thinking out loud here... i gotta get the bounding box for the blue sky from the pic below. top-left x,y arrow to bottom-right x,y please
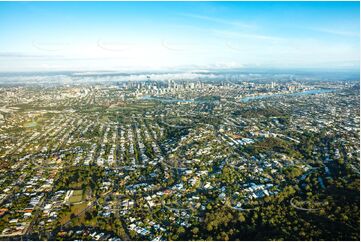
0,1 -> 359,72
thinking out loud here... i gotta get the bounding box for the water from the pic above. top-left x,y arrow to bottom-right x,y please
240,89 -> 334,102
141,95 -> 195,103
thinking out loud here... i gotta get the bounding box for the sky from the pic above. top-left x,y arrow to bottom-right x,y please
0,1 -> 359,72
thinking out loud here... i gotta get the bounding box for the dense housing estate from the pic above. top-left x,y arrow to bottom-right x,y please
0,73 -> 359,240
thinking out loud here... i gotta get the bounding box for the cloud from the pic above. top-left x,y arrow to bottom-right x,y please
124,72 -> 219,81
0,52 -> 61,58
181,13 -> 255,29
310,27 -> 359,37
32,41 -> 71,52
214,29 -> 284,42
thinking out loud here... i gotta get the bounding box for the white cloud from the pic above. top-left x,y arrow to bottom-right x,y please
180,13 -> 255,30
310,27 -> 359,37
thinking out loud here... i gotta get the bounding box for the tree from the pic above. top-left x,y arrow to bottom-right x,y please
192,227 -> 199,235
177,226 -> 185,235
206,203 -> 212,210
85,211 -> 92,220
238,213 -> 246,222
206,223 -> 213,231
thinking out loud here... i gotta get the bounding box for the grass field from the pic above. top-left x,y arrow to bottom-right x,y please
60,202 -> 89,225
68,190 -> 83,203
24,121 -> 38,128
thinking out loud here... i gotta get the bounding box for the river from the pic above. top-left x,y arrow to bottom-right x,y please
240,89 -> 334,102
